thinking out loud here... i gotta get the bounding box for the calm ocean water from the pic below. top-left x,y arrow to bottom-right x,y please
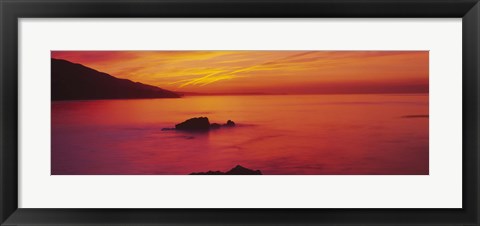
51,94 -> 428,175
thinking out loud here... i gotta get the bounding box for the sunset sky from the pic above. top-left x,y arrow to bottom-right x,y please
51,51 -> 428,94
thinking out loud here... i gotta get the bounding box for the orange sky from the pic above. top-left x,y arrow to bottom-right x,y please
51,51 -> 428,94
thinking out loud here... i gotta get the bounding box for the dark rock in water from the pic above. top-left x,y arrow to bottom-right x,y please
210,123 -> 221,129
224,120 -> 236,127
226,165 -> 260,175
168,117 -> 237,132
190,165 -> 262,175
190,170 -> 224,175
175,117 -> 210,131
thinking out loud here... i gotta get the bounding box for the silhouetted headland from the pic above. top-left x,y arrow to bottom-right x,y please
162,117 -> 236,131
190,165 -> 262,175
51,58 -> 180,101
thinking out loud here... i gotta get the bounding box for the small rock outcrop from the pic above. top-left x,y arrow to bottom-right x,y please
227,165 -> 261,174
224,120 -> 235,127
190,165 -> 262,175
167,117 -> 236,131
210,123 -> 221,129
175,117 -> 211,131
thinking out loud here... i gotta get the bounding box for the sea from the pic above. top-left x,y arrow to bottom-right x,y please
51,94 -> 429,175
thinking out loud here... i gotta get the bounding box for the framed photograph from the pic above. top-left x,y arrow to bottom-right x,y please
1,0 -> 479,225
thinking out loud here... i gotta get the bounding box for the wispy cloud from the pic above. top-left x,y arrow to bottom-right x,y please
51,50 -> 429,94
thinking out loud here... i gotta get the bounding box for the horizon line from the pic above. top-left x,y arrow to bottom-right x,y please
177,92 -> 429,96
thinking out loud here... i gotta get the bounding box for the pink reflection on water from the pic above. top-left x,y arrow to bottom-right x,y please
51,94 -> 428,175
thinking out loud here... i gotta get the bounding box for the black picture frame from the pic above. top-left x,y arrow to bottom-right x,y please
1,0 -> 479,225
